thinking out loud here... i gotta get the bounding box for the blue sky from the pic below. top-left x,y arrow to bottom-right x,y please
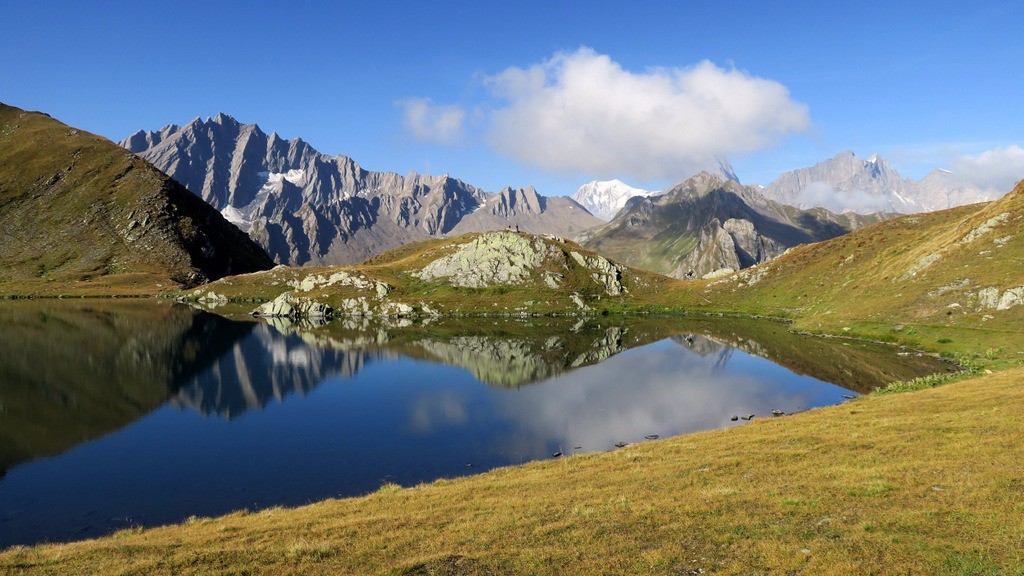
3,0 -> 1022,195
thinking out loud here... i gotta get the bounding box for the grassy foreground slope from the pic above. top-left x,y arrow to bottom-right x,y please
2,368 -> 1021,575
0,104 -> 273,295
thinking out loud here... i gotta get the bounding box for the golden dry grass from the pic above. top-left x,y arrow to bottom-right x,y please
3,368 -> 1022,575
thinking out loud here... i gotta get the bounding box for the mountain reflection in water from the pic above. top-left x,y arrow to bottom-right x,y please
0,301 -> 948,546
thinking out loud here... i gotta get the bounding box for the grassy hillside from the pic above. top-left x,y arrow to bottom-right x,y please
0,104 -> 273,295
684,181 -> 1024,361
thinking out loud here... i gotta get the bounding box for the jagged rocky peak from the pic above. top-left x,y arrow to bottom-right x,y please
123,113 -> 603,266
492,185 -> 544,217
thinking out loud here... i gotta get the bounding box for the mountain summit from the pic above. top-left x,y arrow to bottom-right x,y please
579,171 -> 887,277
571,179 -> 656,220
763,151 -> 1000,213
572,161 -> 739,221
123,114 -> 600,265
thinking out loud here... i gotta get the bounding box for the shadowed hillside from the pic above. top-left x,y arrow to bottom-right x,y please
0,104 -> 274,295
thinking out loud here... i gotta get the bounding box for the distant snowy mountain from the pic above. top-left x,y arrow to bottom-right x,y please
571,180 -> 656,220
573,162 -> 739,221
763,151 -> 1001,214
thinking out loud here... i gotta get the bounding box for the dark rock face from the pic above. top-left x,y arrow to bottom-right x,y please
124,114 -> 602,265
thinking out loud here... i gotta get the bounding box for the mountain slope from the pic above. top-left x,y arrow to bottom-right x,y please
123,114 -> 601,266
763,151 -> 1001,213
702,178 -> 1024,341
0,104 -> 274,294
580,172 -> 887,278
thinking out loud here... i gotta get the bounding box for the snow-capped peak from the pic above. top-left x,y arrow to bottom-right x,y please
571,179 -> 653,220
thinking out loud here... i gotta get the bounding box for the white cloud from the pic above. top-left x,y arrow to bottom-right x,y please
397,97 -> 466,145
787,181 -> 896,214
951,145 -> 1024,193
483,47 -> 811,181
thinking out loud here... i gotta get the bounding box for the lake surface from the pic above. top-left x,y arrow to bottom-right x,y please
0,301 -> 949,547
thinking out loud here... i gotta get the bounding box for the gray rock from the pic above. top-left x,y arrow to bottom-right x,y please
416,231 -> 558,288
569,251 -> 625,295
997,287 -> 1024,310
253,292 -> 331,319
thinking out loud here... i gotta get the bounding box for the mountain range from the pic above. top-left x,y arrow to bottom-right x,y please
122,114 -> 600,266
120,113 -> 1011,278
761,151 -> 1000,213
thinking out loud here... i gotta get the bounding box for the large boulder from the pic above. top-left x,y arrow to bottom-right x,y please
253,292 -> 332,319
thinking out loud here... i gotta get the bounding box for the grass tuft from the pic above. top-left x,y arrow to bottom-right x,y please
284,539 -> 338,562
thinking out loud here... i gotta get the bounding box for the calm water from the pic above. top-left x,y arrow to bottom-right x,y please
0,301 -> 948,547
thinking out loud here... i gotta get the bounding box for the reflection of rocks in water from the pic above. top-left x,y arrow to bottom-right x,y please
170,324 -> 398,418
411,326 -> 630,388
670,334 -> 734,371
263,315 -> 331,333
414,337 -> 553,388
244,313 -> 949,398
569,327 -> 625,367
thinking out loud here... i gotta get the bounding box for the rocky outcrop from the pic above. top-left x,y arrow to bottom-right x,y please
414,231 -> 630,298
569,251 -> 625,295
254,292 -> 332,319
287,271 -> 391,298
122,114 -> 601,266
971,286 -> 1024,311
416,231 -> 560,288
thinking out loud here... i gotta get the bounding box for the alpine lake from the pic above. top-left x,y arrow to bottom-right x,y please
0,300 -> 950,547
